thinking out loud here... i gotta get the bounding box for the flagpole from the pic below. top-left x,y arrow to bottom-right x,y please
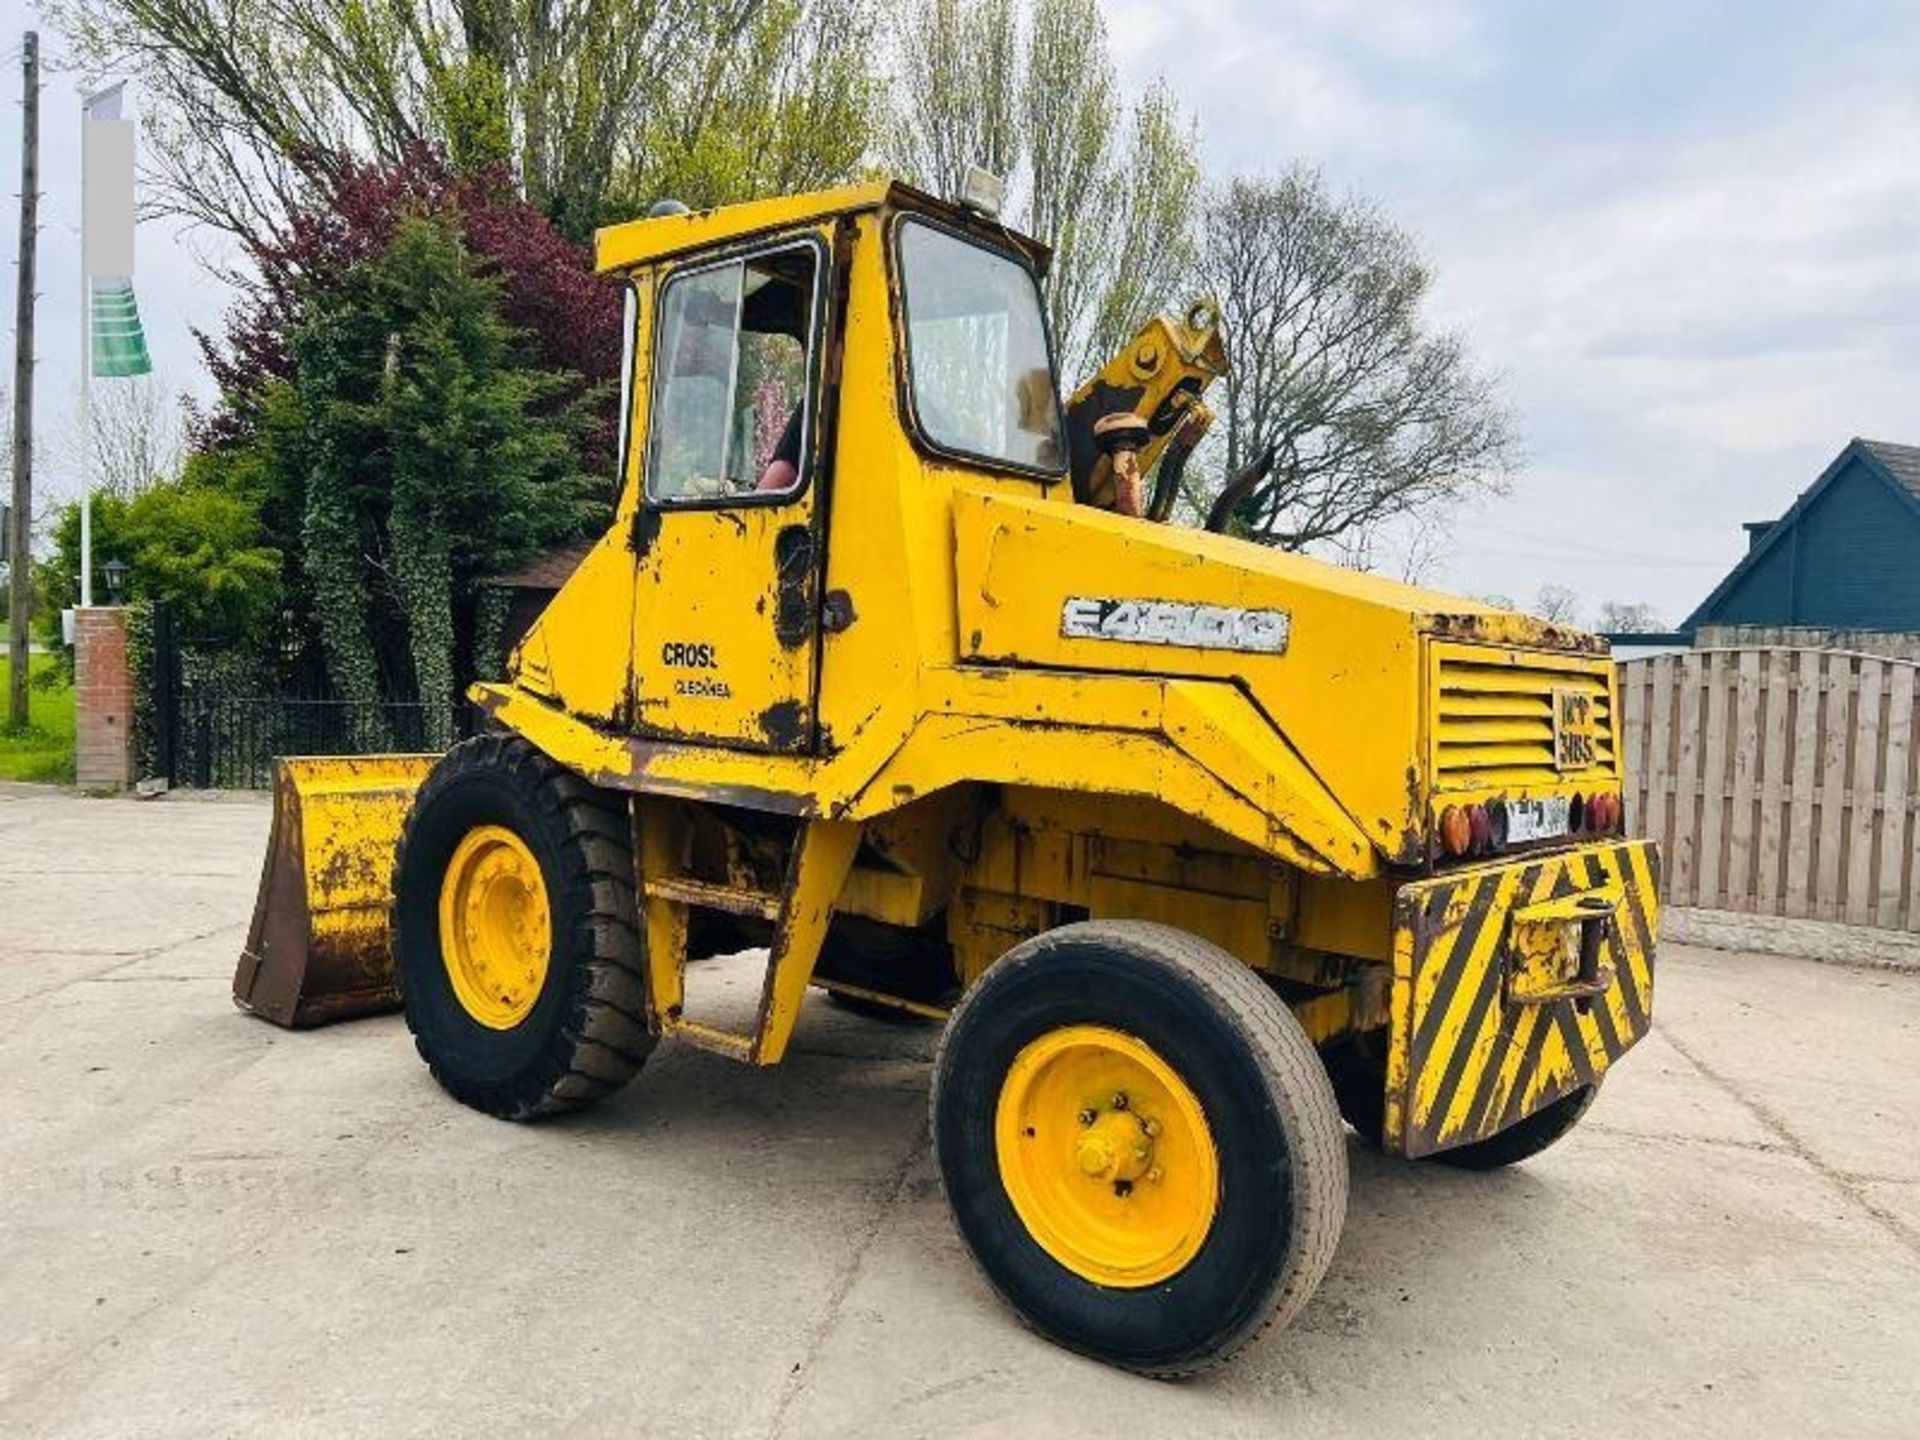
78,95 -> 91,609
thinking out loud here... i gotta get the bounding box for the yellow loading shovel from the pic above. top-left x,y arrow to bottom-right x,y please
233,756 -> 438,1028
1384,839 -> 1661,1158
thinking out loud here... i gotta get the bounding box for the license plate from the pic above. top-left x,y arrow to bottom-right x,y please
1505,795 -> 1571,844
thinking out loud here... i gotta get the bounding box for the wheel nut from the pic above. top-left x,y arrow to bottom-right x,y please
1078,1108 -> 1097,1127
1142,1118 -> 1160,1137
1146,1166 -> 1163,1184
1111,1093 -> 1129,1110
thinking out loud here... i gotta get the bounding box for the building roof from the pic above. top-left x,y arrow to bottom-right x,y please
1682,437 -> 1920,631
1861,439 -> 1920,500
490,541 -> 593,592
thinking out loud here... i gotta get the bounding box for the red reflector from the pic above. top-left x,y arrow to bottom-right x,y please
1485,799 -> 1510,849
1468,803 -> 1493,854
1439,805 -> 1471,856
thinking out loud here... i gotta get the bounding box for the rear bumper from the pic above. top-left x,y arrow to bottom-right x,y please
1383,838 -> 1660,1158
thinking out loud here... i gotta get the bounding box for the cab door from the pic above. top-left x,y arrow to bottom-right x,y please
630,232 -> 833,753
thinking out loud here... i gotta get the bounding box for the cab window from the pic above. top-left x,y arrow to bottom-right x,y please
647,243 -> 819,503
897,218 -> 1064,474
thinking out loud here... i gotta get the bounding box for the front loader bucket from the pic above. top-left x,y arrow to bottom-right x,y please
233,755 -> 439,1028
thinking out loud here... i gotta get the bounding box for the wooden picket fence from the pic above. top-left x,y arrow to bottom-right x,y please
1619,646 -> 1920,929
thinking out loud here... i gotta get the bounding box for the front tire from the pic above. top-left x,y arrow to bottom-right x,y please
392,734 -> 654,1120
931,922 -> 1347,1376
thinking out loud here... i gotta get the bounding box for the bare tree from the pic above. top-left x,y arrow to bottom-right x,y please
51,374 -> 184,499
1533,583 -> 1581,625
890,0 -> 1021,201
1595,601 -> 1666,634
1075,82 -> 1199,381
1321,511 -> 1451,584
888,0 -> 1201,383
1196,167 -> 1519,552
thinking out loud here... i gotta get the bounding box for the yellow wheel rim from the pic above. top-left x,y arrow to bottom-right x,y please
994,1025 -> 1219,1288
437,824 -> 552,1030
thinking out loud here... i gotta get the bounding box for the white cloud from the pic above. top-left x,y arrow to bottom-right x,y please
1103,0 -> 1477,164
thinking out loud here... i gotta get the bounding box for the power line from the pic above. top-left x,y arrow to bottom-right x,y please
1452,523 -> 1731,569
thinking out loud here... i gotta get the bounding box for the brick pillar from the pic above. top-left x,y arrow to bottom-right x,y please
75,606 -> 135,790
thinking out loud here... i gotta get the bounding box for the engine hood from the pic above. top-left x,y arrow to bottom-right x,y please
951,485 -> 1606,862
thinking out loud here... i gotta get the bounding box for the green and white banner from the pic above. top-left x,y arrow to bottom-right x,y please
90,277 -> 152,378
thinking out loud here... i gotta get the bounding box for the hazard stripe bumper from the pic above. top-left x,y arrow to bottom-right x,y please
1383,838 -> 1660,1159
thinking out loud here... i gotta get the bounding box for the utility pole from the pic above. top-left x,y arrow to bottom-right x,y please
7,31 -> 38,730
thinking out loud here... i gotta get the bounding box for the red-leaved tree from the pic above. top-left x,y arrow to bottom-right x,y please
198,147 -> 624,471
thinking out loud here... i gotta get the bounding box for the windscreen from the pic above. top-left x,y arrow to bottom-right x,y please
899,219 -> 1064,473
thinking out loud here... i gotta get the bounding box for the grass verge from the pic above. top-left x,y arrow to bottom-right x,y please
0,654 -> 76,784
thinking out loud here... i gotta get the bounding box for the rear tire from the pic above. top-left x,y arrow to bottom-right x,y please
1430,1084 -> 1598,1170
1324,1040 -> 1598,1168
1324,1036 -> 1386,1147
931,921 -> 1347,1376
392,734 -> 653,1120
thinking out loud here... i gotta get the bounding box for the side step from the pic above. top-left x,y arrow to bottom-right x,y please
635,804 -> 860,1066
642,876 -> 782,920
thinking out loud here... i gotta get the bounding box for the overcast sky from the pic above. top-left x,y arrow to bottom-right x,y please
3,2 -> 1917,628
1109,0 -> 1920,623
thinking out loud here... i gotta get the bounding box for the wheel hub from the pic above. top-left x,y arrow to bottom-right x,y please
1074,1108 -> 1153,1182
437,824 -> 551,1030
994,1025 -> 1219,1288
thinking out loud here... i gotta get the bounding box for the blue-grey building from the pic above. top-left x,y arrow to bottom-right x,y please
1682,439 -> 1920,645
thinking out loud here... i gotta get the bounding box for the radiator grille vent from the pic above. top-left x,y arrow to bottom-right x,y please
1435,654 -> 1616,790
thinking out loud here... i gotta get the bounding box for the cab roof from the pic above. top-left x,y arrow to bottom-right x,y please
593,178 -> 1050,275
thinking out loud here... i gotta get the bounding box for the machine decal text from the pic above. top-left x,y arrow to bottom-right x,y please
1060,597 -> 1291,655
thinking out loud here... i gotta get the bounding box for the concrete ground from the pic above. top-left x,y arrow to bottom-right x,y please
2,785 -> 1917,1439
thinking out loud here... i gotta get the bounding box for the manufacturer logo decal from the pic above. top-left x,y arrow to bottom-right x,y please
1060,598 -> 1291,655
663,640 -> 729,698
662,641 -> 718,669
1553,687 -> 1599,771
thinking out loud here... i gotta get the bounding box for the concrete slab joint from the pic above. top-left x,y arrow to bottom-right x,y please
74,605 -> 135,792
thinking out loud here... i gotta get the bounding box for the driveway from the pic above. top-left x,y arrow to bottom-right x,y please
2,785 -> 1917,1437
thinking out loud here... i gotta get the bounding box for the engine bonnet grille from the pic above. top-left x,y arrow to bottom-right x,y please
1433,647 -> 1617,791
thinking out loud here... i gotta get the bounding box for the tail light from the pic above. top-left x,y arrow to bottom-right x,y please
1438,805 -> 1471,856
1485,799 -> 1510,849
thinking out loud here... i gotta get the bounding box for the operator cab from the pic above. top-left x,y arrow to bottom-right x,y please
583,181 -> 1076,760
508,182 -> 1226,765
